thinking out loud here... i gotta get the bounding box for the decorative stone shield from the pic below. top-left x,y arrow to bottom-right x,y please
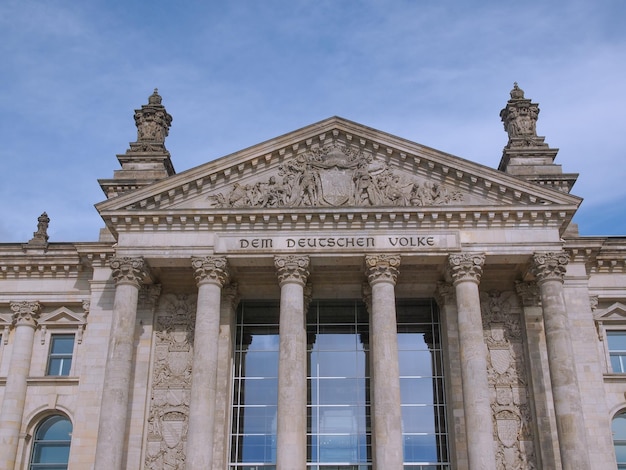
490,348 -> 512,375
162,411 -> 186,448
320,167 -> 353,205
496,411 -> 520,448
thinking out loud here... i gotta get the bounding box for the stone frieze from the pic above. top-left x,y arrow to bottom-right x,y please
207,144 -> 463,208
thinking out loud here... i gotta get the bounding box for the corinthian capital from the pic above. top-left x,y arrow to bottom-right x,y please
110,257 -> 149,287
10,301 -> 42,327
446,253 -> 485,285
365,254 -> 401,285
531,252 -> 569,285
275,255 -> 310,286
191,256 -> 230,287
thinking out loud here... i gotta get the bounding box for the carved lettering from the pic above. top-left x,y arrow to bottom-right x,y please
388,236 -> 435,247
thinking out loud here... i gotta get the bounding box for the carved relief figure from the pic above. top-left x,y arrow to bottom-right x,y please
207,144 -> 463,208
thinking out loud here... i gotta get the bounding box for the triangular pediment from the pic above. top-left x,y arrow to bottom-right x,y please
595,303 -> 626,322
96,117 -> 581,234
39,306 -> 87,326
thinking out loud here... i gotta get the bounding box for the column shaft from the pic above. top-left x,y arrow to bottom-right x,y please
212,283 -> 239,470
95,257 -> 147,470
0,302 -> 40,469
187,256 -> 229,470
447,253 -> 497,470
275,255 -> 309,470
532,252 -> 590,470
366,254 -> 403,470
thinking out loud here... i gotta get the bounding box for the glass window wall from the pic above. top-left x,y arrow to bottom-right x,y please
230,300 -> 448,470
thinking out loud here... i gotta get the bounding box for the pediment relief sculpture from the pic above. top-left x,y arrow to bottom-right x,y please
206,144 -> 463,209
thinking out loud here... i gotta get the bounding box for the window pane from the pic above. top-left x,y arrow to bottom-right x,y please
46,335 -> 74,376
30,416 -> 72,470
50,336 -> 74,354
608,332 -> 626,350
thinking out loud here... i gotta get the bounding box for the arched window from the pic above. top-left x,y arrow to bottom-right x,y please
29,415 -> 72,469
613,411 -> 626,469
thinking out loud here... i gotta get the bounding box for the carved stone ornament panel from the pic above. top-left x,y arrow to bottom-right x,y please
206,144 -> 464,209
481,291 -> 537,470
145,293 -> 197,470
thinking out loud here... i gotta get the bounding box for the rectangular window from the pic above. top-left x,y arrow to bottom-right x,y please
46,334 -> 75,376
608,331 -> 626,373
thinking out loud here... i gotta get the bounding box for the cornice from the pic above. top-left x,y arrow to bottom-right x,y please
98,204 -> 577,238
565,237 -> 626,274
0,243 -> 115,279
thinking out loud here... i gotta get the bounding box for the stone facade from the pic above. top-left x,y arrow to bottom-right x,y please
0,86 -> 624,469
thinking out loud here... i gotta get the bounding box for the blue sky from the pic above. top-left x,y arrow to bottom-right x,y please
1,0 -> 625,242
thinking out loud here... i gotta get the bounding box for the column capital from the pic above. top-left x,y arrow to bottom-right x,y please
530,251 -> 569,285
515,281 -> 541,307
274,255 -> 310,287
446,253 -> 485,285
191,256 -> 230,287
365,254 -> 401,286
110,256 -> 150,287
10,301 -> 42,327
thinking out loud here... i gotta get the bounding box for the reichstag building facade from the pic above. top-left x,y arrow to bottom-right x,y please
1,86 -> 625,469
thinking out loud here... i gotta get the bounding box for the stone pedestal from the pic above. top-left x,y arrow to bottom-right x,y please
275,255 -> 309,470
531,252 -> 590,470
0,301 -> 41,469
446,253 -> 497,470
186,256 -> 229,470
365,254 -> 404,470
94,257 -> 148,470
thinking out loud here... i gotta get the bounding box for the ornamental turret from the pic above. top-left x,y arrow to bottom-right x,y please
98,89 -> 176,200
498,83 -> 577,194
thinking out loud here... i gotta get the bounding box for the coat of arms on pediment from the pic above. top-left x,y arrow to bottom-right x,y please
206,144 -> 464,209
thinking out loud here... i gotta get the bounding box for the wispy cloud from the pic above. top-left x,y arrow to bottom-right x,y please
0,0 -> 624,241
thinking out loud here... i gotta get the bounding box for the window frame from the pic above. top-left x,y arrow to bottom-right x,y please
28,414 -> 73,469
45,333 -> 76,377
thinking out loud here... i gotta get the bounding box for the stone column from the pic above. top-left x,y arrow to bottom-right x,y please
531,252 -> 590,470
515,281 -> 562,469
446,253 -> 497,470
0,301 -> 41,469
212,282 -> 239,470
95,257 -> 149,470
365,254 -> 403,470
274,255 -> 310,470
186,256 -> 230,470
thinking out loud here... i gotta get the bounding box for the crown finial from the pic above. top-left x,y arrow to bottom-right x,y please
148,88 -> 162,105
510,82 -> 525,100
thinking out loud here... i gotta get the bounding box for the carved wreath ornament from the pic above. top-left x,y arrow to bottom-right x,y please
207,145 -> 463,208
